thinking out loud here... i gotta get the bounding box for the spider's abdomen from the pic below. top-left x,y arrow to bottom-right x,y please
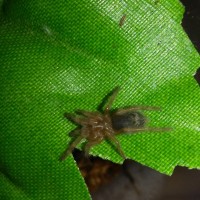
111,111 -> 146,131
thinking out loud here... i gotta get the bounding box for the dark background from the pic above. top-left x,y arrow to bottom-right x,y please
181,0 -> 200,52
181,0 -> 200,85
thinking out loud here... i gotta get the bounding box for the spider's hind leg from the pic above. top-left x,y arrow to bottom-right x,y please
115,106 -> 161,115
116,127 -> 172,134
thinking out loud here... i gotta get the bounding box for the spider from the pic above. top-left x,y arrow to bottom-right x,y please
60,87 -> 171,161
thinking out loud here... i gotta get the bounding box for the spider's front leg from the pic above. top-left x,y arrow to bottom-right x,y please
64,113 -> 88,126
84,140 -> 101,157
104,86 -> 120,113
60,133 -> 83,161
106,133 -> 126,160
76,110 -> 99,117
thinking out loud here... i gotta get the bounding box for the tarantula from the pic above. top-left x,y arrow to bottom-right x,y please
60,87 -> 170,161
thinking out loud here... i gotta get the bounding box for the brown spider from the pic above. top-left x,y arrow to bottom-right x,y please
60,87 -> 171,161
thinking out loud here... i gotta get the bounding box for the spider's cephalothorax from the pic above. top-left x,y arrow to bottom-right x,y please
60,87 -> 171,161
78,112 -> 113,143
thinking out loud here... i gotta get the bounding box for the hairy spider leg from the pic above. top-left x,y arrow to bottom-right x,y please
60,135 -> 83,161
106,133 -> 126,160
69,128 -> 81,137
105,86 -> 120,113
116,127 -> 172,134
115,106 -> 161,115
84,140 -> 102,157
65,114 -> 88,126
76,110 -> 100,117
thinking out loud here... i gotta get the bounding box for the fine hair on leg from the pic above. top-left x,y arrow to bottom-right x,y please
60,135 -> 83,161
115,106 -> 161,115
104,86 -> 120,113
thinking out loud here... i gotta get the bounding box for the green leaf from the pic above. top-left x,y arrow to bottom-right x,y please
0,0 -> 200,199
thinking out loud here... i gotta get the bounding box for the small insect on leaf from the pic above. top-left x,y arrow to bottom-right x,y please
60,87 -> 171,161
119,14 -> 126,27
